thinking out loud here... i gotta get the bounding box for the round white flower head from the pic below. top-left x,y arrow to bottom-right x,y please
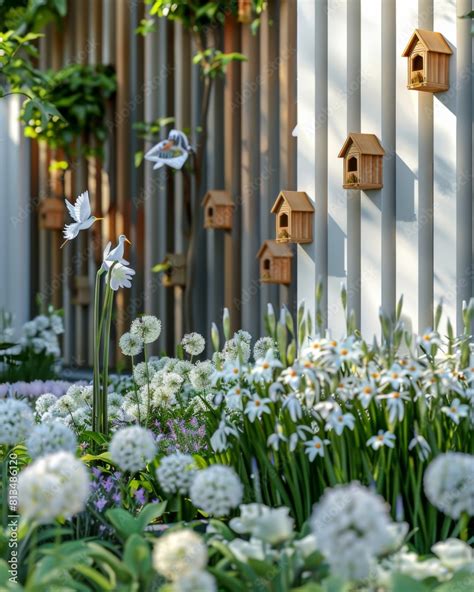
175,571 -> 216,592
109,426 -> 157,472
311,482 -> 396,581
23,320 -> 37,337
181,332 -> 206,356
156,453 -> 197,495
0,399 -> 34,446
18,451 -> 90,523
119,332 -> 144,356
49,314 -> 64,335
153,529 -> 208,581
253,337 -> 276,361
133,360 -> 160,386
424,452 -> 474,518
130,315 -> 162,344
189,361 -> 214,391
190,465 -> 243,516
26,421 -> 77,459
35,315 -> 50,331
35,393 -> 58,418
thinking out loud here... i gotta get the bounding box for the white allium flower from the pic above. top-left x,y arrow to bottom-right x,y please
189,361 -> 214,390
133,360 -> 160,386
181,332 -> 206,356
32,338 -> 46,353
174,360 -> 194,377
35,393 -> 58,417
119,332 -> 144,356
49,314 -> 64,335
229,504 -> 271,534
18,451 -> 90,523
26,422 -> 77,459
23,320 -> 37,337
190,465 -> 243,516
153,529 -> 208,581
163,372 -> 184,393
109,426 -> 157,472
66,407 -> 92,431
253,337 -> 275,361
130,315 -> 162,344
175,571 -> 216,592
35,315 -> 50,331
251,506 -> 294,544
424,453 -> 474,518
0,399 -> 34,446
432,538 -> 473,571
310,482 -> 397,581
156,453 -> 197,495
53,393 -> 80,415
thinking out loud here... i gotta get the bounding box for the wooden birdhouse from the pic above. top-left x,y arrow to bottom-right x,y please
402,29 -> 452,92
158,254 -> 186,288
238,0 -> 252,23
257,240 -> 293,285
271,191 -> 314,244
38,197 -> 64,230
338,133 -> 385,190
202,190 -> 234,230
71,276 -> 90,306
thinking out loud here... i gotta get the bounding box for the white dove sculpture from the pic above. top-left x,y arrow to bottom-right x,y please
101,234 -> 131,271
61,191 -> 103,248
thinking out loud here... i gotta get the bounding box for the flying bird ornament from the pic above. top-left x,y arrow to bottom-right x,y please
61,191 -> 103,248
144,129 -> 192,170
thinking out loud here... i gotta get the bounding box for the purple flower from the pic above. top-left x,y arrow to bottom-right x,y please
134,488 -> 146,505
112,493 -> 122,505
95,497 -> 107,511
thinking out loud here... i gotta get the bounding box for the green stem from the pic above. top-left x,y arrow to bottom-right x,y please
144,345 -> 152,429
101,284 -> 114,434
93,269 -> 105,433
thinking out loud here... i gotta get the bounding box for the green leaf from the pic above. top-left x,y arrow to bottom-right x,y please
123,534 -> 152,580
106,508 -> 140,540
390,573 -> 430,592
151,262 -> 171,273
136,501 -> 167,531
134,150 -> 144,168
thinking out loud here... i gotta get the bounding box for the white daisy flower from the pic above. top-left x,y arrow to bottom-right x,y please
244,394 -> 272,422
325,408 -> 355,435
441,398 -> 469,424
305,436 -> 330,461
366,430 -> 396,450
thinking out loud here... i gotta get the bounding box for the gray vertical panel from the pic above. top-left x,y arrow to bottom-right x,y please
418,0 -> 434,331
381,0 -> 396,317
456,0 -> 473,331
173,23 -> 191,342
206,70 -> 225,337
259,5 -> 279,331
315,0 -> 328,328
241,26 -> 261,332
346,0 -> 361,326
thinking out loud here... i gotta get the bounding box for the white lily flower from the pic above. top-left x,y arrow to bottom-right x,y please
267,423 -> 287,451
305,436 -> 330,461
225,384 -> 249,411
381,364 -> 408,390
106,263 -> 135,291
252,349 -> 283,381
377,390 -> 410,423
282,394 -> 302,422
441,398 -> 469,424
408,433 -> 431,461
210,414 -> 239,452
229,504 -> 271,534
244,394 -> 271,422
366,430 -> 396,450
288,425 -> 313,451
325,407 -> 355,435
432,538 -> 473,571
357,380 -> 378,408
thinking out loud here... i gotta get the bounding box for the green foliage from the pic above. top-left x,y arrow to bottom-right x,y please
0,0 -> 67,34
21,63 -> 116,159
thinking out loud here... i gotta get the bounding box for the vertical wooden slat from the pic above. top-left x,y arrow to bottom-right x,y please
455,0 -> 472,331
346,0 -> 361,327
360,0 -> 382,336
381,0 -> 397,318
240,26 -> 260,333
418,0 -> 434,331
259,4 -> 279,331
224,16 -> 242,333
327,0 -> 347,335
173,23 -> 191,342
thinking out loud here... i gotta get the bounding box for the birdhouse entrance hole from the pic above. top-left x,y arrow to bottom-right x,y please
208,207 -> 213,220
263,258 -> 271,271
347,156 -> 358,172
279,213 -> 289,228
412,54 -> 423,71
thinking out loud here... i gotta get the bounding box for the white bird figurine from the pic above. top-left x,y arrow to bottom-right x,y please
61,191 -> 104,248
101,234 -> 132,270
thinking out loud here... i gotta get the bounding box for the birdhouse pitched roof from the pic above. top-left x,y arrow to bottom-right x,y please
201,190 -> 234,207
256,240 -> 293,259
338,133 -> 385,158
270,191 -> 315,214
402,29 -> 452,57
